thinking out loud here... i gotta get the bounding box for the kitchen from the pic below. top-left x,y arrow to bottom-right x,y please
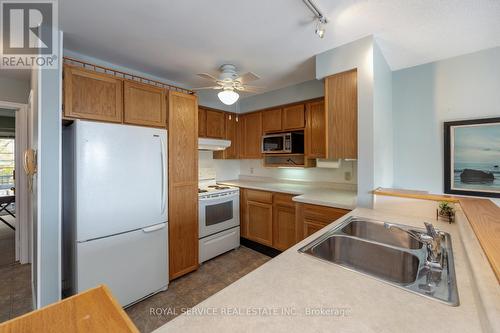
0,1 -> 499,333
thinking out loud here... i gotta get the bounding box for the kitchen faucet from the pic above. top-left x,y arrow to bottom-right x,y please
384,222 -> 444,270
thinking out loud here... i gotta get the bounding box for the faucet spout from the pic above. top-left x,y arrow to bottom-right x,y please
384,222 -> 443,270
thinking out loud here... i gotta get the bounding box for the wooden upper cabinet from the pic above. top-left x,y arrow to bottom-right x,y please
325,69 -> 358,159
198,107 -> 207,137
262,108 -> 282,133
305,100 -> 326,159
241,112 -> 262,159
63,65 -> 123,123
123,81 -> 166,127
168,91 -> 199,280
206,110 -> 225,138
224,113 -> 239,159
282,104 -> 305,130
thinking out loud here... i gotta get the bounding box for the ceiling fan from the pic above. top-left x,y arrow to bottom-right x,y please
194,64 -> 264,105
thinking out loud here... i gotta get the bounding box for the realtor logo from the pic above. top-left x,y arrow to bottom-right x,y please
1,0 -> 58,68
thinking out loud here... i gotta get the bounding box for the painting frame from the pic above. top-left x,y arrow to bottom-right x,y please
444,117 -> 500,198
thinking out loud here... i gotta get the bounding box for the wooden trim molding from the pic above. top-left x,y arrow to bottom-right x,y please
459,198 -> 500,282
373,188 -> 459,203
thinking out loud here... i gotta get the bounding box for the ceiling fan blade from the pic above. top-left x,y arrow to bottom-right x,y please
237,72 -> 260,84
193,86 -> 223,90
197,73 -> 219,81
239,85 -> 266,93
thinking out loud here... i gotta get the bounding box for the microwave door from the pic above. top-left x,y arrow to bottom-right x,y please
262,134 -> 285,153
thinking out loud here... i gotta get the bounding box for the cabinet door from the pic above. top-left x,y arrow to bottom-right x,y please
63,65 -> 123,123
305,100 -> 326,158
262,108 -> 282,133
224,113 -> 239,159
272,194 -> 296,250
296,203 -> 350,241
123,81 -> 166,127
303,218 -> 327,238
168,91 -> 199,280
206,110 -> 225,138
241,112 -> 262,159
246,200 -> 273,246
325,69 -> 357,159
198,108 -> 207,137
282,104 -> 305,130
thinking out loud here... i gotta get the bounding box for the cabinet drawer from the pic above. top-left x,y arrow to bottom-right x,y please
303,204 -> 349,224
246,189 -> 273,203
274,193 -> 295,206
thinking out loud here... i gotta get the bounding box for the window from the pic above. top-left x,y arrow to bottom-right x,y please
0,138 -> 14,190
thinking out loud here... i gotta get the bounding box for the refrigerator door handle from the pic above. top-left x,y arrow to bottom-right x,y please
159,135 -> 167,216
142,224 -> 166,233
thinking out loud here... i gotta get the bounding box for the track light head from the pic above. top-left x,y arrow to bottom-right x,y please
315,16 -> 327,38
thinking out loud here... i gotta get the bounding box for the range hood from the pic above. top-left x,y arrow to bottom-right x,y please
198,138 -> 231,151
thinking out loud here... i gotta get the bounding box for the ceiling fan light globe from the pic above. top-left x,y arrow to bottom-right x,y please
218,89 -> 239,105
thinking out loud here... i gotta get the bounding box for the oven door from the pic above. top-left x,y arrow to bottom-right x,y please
199,192 -> 240,238
262,134 -> 287,153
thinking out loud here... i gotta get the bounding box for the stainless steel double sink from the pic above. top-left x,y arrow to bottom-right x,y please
298,216 -> 459,305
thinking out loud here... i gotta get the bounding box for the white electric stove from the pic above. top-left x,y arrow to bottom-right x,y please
198,179 -> 240,263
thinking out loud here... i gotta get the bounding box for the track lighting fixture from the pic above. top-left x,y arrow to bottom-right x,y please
302,0 -> 328,39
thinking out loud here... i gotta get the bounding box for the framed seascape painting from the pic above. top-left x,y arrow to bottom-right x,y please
444,117 -> 500,198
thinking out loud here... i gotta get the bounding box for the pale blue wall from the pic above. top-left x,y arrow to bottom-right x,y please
37,31 -> 63,307
238,79 -> 324,113
0,76 -> 30,104
393,46 -> 500,194
373,40 -> 393,188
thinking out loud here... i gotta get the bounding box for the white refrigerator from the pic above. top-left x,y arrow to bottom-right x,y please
63,120 -> 168,306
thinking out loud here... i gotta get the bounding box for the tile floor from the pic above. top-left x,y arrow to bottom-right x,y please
126,246 -> 270,333
0,263 -> 33,322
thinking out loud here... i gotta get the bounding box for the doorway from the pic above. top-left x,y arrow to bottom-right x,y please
0,101 -> 31,322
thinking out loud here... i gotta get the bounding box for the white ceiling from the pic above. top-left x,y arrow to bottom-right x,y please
60,0 -> 500,94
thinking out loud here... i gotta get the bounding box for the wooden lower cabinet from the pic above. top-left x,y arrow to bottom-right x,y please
272,194 -> 296,251
246,200 -> 273,247
295,203 -> 350,241
241,189 -> 296,250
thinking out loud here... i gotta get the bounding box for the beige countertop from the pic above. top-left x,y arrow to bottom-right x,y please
218,178 -> 357,210
156,207 -> 499,333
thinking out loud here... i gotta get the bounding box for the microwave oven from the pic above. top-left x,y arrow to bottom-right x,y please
262,132 -> 304,154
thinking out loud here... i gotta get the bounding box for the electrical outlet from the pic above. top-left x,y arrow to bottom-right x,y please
344,171 -> 352,181
250,167 -> 254,174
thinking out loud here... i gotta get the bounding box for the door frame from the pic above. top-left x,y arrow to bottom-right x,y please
0,100 -> 29,264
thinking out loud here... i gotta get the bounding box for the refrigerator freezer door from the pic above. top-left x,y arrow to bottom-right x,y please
75,121 -> 167,241
76,222 -> 168,306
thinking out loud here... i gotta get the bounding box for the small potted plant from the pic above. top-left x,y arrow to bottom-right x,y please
437,201 -> 455,223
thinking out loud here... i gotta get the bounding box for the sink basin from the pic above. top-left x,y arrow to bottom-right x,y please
310,235 -> 419,284
299,216 -> 459,306
341,218 -> 423,249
